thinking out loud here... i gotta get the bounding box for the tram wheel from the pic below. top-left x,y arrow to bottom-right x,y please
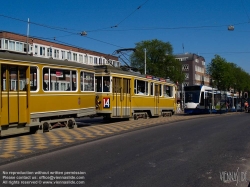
134,114 -> 138,120
67,119 -> 74,129
43,122 -> 49,133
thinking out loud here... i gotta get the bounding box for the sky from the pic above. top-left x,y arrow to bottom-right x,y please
1,0 -> 250,72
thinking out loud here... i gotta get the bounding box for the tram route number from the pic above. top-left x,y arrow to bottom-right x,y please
103,98 -> 110,108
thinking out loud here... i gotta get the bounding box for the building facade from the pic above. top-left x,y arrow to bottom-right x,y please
0,31 -> 120,67
174,53 -> 211,103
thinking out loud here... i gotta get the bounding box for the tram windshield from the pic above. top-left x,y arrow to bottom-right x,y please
95,76 -> 110,92
185,91 -> 200,103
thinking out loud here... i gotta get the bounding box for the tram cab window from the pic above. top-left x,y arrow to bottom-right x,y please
134,79 -> 148,95
95,76 -> 110,92
43,68 -> 77,91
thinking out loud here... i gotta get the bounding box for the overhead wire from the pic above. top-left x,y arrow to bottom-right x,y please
110,0 -> 150,28
86,0 -> 150,32
0,14 -> 126,49
240,0 -> 250,21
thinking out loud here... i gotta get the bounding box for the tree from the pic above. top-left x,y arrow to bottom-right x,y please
207,54 -> 250,95
130,39 -> 184,83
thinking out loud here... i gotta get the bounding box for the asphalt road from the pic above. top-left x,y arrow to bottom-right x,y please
0,113 -> 250,187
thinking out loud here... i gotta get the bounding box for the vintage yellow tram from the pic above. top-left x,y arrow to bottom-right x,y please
95,65 -> 177,119
0,51 -> 96,136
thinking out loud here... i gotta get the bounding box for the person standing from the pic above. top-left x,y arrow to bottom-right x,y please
177,102 -> 181,113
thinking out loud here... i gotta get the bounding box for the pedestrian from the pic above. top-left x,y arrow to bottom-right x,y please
244,101 -> 248,112
177,102 -> 181,113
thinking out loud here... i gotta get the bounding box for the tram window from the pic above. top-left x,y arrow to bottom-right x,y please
113,77 -> 121,93
95,77 -> 102,92
103,76 -> 110,92
134,79 -> 148,95
30,66 -> 38,91
123,78 -> 130,94
200,92 -> 205,106
164,85 -> 173,97
43,67 -> 77,91
19,67 -> 26,91
159,85 -> 162,96
150,83 -> 154,96
80,71 -> 94,92
9,66 -> 17,91
1,66 -> 6,91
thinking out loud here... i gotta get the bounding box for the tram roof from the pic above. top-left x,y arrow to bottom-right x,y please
0,51 -> 95,70
94,65 -> 175,84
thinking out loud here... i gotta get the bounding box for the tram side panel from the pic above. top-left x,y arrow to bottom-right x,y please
28,66 -> 96,128
0,58 -> 96,136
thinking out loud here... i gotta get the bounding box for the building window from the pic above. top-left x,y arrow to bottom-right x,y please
34,45 -> 38,55
47,48 -> 52,57
73,53 -> 77,61
84,55 -> 88,64
182,64 -> 189,71
9,41 -> 15,51
54,49 -> 59,59
67,51 -> 71,60
185,73 -> 189,80
89,56 -> 93,64
61,50 -> 65,59
94,57 -> 98,65
40,47 -> 45,56
4,40 -> 8,49
79,55 -> 83,63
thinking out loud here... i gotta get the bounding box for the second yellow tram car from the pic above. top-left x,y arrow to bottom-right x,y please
0,51 -> 96,137
95,65 -> 177,119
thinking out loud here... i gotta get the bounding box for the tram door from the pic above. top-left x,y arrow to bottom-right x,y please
154,84 -> 159,115
1,65 -> 29,125
112,77 -> 131,117
122,78 -> 131,117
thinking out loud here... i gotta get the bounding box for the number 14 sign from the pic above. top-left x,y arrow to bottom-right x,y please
103,97 -> 110,108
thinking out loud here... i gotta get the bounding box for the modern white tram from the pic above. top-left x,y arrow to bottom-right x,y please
184,85 -> 239,114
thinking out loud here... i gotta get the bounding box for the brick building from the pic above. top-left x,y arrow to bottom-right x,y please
174,53 -> 211,102
0,31 -> 120,67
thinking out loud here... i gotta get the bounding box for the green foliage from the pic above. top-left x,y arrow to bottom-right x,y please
130,39 -> 185,83
207,54 -> 250,94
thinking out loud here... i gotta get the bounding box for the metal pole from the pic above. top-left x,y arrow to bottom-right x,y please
26,18 -> 29,54
144,48 -> 146,75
